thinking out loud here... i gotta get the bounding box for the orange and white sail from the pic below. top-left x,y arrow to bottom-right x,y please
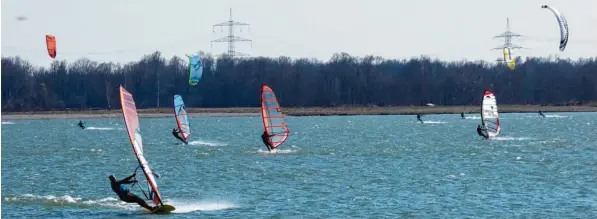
260,84 -> 290,149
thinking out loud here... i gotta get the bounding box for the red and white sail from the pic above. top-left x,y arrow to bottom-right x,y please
260,84 -> 290,149
120,86 -> 163,205
481,90 -> 501,137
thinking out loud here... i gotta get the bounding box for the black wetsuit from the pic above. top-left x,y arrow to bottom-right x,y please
78,121 -> 85,129
477,125 -> 489,139
261,131 -> 274,151
109,174 -> 155,211
416,114 -> 423,123
461,113 -> 465,119
539,111 -> 545,118
172,129 -> 187,144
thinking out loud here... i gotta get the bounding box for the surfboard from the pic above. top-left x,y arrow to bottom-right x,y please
151,204 -> 176,214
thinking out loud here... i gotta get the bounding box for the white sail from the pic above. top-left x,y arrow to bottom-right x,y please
481,90 -> 500,137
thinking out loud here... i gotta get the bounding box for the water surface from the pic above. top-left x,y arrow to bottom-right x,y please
2,112 -> 596,218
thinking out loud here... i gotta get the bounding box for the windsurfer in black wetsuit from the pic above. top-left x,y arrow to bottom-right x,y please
78,120 -> 85,129
261,131 -> 274,151
416,114 -> 423,123
461,112 -> 465,119
172,128 -> 187,144
538,110 -> 546,118
108,173 -> 157,211
477,125 -> 489,139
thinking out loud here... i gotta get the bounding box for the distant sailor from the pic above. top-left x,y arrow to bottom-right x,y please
78,120 -> 85,129
261,131 -> 274,151
538,110 -> 546,118
477,125 -> 488,139
108,173 -> 157,211
172,128 -> 187,144
461,112 -> 465,119
416,114 -> 423,123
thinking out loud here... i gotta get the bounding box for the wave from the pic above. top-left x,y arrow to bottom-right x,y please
491,136 -> 533,141
422,120 -> 446,124
545,115 -> 568,118
86,127 -> 122,131
257,148 -> 297,154
2,121 -> 15,124
165,199 -> 238,213
3,194 -> 133,210
188,140 -> 227,147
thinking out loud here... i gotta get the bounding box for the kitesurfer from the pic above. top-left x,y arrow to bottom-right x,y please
261,131 -> 274,151
108,173 -> 157,211
538,110 -> 546,118
461,112 -> 465,119
172,128 -> 187,144
78,120 -> 85,129
477,125 -> 489,139
416,114 -> 423,123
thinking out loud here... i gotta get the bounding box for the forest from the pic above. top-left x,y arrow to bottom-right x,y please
2,51 -> 597,111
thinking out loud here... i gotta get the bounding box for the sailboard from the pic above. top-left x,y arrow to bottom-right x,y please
480,90 -> 500,138
120,86 -> 174,213
173,95 -> 191,141
187,55 -> 203,85
260,84 -> 290,150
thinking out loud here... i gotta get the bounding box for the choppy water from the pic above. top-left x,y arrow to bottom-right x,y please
2,112 -> 596,218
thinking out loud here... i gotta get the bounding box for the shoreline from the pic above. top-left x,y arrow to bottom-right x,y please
2,105 -> 596,120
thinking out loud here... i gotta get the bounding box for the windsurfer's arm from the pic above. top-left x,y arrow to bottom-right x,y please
119,173 -> 137,184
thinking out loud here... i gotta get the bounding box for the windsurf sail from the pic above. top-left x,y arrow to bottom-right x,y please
173,95 -> 191,141
45,35 -> 56,59
541,5 -> 569,52
260,84 -> 290,149
480,90 -> 500,137
187,55 -> 203,85
119,86 -> 164,206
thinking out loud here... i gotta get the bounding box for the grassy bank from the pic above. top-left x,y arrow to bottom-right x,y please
2,105 -> 596,118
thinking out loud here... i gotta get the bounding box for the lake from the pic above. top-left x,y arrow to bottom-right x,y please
2,112 -> 596,218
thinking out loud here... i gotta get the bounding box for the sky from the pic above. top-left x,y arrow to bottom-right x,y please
2,0 -> 597,67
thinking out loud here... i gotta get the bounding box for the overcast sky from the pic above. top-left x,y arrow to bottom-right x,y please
2,0 -> 596,67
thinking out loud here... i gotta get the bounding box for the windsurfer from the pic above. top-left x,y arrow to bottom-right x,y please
172,128 -> 187,144
108,173 -> 157,211
416,114 -> 423,123
261,131 -> 274,151
538,110 -> 546,118
461,112 -> 465,119
477,125 -> 489,139
78,120 -> 85,129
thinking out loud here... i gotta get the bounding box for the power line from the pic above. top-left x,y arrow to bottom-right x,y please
211,8 -> 252,58
491,17 -> 525,62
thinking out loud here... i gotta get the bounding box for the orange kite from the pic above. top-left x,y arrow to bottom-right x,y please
45,35 -> 56,59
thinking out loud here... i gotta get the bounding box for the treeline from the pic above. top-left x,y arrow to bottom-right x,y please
2,51 -> 597,111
